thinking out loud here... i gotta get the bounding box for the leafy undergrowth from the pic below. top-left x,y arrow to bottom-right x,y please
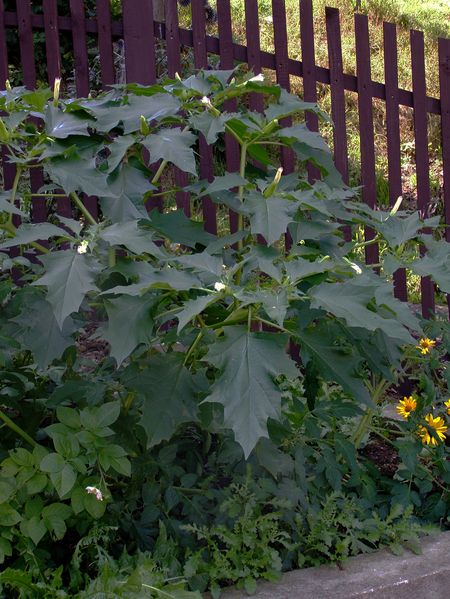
1,70 -> 450,597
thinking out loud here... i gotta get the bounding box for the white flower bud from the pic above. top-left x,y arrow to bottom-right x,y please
86,486 -> 103,501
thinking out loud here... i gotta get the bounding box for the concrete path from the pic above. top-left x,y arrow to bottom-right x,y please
220,532 -> 450,598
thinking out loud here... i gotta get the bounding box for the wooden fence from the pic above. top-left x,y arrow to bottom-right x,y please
0,0 -> 449,318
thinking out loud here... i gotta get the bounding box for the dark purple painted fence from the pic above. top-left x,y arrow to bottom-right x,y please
0,0 -> 449,319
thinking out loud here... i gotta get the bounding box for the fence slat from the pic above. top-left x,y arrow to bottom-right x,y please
191,0 -> 216,234
325,8 -> 348,184
96,0 -> 115,87
43,0 -> 61,85
384,21 -> 407,302
300,0 -> 320,182
0,4 -> 17,231
166,0 -> 190,216
300,0 -> 318,125
68,0 -> 90,96
439,37 -> 450,317
16,0 -> 36,89
355,13 -> 379,266
166,0 -> 182,77
326,7 -> 351,242
30,170 -> 46,223
218,0 -> 240,233
271,0 -> 295,175
244,0 -> 264,112
411,29 -> 434,317
122,0 -> 156,85
0,1 -> 8,86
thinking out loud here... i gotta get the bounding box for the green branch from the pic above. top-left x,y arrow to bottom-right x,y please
70,192 -> 97,226
0,409 -> 39,448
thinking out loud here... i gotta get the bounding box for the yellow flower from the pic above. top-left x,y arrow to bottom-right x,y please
416,338 -> 436,355
418,414 -> 448,446
444,399 -> 450,416
396,396 -> 417,419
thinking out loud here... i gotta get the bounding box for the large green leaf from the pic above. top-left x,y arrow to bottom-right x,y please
411,237 -> 450,293
265,89 -> 325,122
189,111 -> 230,144
121,353 -> 200,447
102,295 -> 157,365
147,210 -> 215,248
278,123 -> 329,152
244,192 -> 297,245
32,251 -> 99,328
309,277 -> 414,344
0,223 -> 73,250
100,221 -> 165,258
235,288 -> 288,327
285,257 -> 331,282
188,173 -> 247,197
105,265 -> 201,296
203,327 -> 298,457
91,93 -> 181,133
375,212 -> 440,248
176,294 -> 219,332
0,192 -> 25,216
46,157 -> 110,197
142,129 -> 197,174
104,135 -> 136,173
294,323 -> 371,405
11,294 -> 75,369
105,160 -> 154,202
45,104 -> 92,138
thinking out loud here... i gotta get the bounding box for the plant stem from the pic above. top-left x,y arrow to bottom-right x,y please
351,378 -> 390,448
70,192 -> 97,226
183,330 -> 203,366
29,193 -> 67,198
108,247 -> 116,268
151,160 -> 168,186
237,143 -> 248,253
0,222 -> 49,254
255,316 -> 291,335
0,409 -> 38,448
7,165 -> 23,226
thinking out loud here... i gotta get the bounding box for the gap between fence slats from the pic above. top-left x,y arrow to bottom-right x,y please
384,21 -> 408,302
411,29 -> 435,318
355,13 -> 379,266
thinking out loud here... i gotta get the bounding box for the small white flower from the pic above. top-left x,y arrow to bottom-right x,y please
248,73 -> 265,83
77,240 -> 89,254
85,486 -> 103,501
214,282 -> 226,292
350,262 -> 362,275
263,15 -> 273,23
201,96 -> 211,106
